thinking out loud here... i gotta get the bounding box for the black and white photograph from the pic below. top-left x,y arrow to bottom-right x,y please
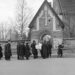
0,0 -> 75,75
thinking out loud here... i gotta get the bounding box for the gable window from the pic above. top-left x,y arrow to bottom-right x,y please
32,18 -> 39,31
56,18 -> 61,30
32,21 -> 37,30
53,16 -> 61,31
39,17 -> 45,26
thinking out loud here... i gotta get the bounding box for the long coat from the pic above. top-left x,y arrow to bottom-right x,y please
41,43 -> 48,58
47,42 -> 52,55
25,44 -> 30,58
17,43 -> 20,56
5,43 -> 12,58
31,43 -> 38,56
0,45 -> 3,59
19,44 -> 25,57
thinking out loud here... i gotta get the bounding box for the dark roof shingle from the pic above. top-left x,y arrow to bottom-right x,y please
59,0 -> 75,14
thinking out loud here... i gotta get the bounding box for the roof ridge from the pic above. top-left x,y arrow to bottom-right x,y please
29,0 -> 64,29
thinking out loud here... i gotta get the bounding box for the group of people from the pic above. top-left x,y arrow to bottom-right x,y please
16,40 -> 53,60
17,41 -> 31,60
0,40 -> 64,60
16,40 -> 53,59
40,40 -> 52,59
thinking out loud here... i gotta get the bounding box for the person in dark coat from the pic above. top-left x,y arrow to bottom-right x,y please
41,41 -> 48,59
25,43 -> 31,60
0,44 -> 3,59
19,41 -> 25,60
31,40 -> 38,59
17,42 -> 21,60
58,43 -> 64,57
47,41 -> 52,57
40,42 -> 43,58
4,41 -> 12,60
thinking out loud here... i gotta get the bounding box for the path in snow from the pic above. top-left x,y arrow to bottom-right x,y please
0,55 -> 75,75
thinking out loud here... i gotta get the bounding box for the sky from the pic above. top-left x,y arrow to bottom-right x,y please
0,0 -> 53,23
0,0 -> 17,22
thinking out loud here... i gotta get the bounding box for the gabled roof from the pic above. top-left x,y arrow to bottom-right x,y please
29,0 -> 64,29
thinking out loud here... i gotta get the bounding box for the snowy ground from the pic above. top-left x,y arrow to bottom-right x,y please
0,53 -> 75,75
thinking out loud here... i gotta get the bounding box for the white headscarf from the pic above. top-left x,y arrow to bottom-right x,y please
35,43 -> 42,50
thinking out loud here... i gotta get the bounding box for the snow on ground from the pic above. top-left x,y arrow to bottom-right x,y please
0,54 -> 75,75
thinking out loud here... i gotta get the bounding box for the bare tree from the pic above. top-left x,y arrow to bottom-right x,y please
0,23 -> 5,40
0,22 -> 10,40
0,19 -> 16,41
15,0 -> 33,40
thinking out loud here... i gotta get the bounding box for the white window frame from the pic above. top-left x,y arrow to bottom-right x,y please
53,16 -> 61,31
32,10 -> 44,31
